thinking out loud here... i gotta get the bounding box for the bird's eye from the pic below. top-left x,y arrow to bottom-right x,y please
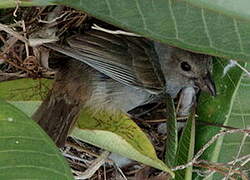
180,61 -> 191,71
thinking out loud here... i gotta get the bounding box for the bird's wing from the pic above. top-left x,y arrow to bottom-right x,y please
44,30 -> 165,94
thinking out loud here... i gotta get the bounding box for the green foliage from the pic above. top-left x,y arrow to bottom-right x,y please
174,108 -> 196,180
2,1 -> 250,61
58,0 -> 250,61
195,59 -> 248,179
73,108 -> 174,177
0,1 -> 250,179
0,78 -> 51,101
0,99 -> 74,180
196,59 -> 245,160
165,95 -> 178,167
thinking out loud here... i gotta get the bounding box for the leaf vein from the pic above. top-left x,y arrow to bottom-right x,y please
0,165 -> 69,178
0,149 -> 58,157
104,0 -> 113,18
223,141 -> 250,146
134,0 -> 148,32
231,112 -> 250,116
168,0 -> 179,40
201,8 -> 213,48
233,18 -> 244,53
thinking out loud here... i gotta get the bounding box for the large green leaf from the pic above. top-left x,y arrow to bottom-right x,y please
53,0 -> 250,61
2,0 -> 250,62
72,108 -> 174,177
0,0 -> 53,8
0,99 -> 74,180
195,59 -> 248,179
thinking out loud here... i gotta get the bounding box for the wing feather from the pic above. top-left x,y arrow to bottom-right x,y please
44,30 -> 165,93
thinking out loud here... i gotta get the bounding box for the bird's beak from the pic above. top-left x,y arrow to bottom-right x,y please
195,72 -> 216,96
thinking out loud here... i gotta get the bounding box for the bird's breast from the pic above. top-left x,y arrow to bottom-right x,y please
84,72 -> 152,113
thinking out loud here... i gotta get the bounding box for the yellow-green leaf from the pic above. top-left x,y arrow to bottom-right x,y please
72,109 -> 174,177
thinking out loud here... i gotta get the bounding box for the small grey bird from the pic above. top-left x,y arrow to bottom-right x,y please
33,30 -> 216,147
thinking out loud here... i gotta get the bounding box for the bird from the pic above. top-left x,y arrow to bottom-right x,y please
33,30 -> 216,147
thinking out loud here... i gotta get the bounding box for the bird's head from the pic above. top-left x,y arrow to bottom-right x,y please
154,42 -> 216,98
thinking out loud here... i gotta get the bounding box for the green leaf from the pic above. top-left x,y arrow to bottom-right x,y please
0,99 -> 74,180
10,101 -> 41,117
0,78 -> 52,101
195,59 -> 247,179
0,78 -> 51,117
0,0 -> 53,8
174,107 -> 196,180
60,0 -> 250,62
213,64 -> 250,179
72,108 -> 175,177
165,95 -> 178,167
182,0 -> 250,21
2,1 -> 250,62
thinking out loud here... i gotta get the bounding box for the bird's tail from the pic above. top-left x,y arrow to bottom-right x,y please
33,60 -> 92,147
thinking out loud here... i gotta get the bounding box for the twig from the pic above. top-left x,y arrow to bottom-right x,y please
227,155 -> 250,166
198,121 -> 238,130
0,23 -> 28,44
38,11 -> 69,24
194,163 -> 236,180
0,72 -> 27,82
239,156 -> 250,167
92,24 -> 141,37
21,20 -> 29,57
172,128 -> 250,171
13,0 -> 21,17
233,60 -> 250,76
62,152 -> 91,165
1,36 -> 19,55
225,60 -> 249,77
225,132 -> 249,180
113,162 -> 128,180
194,160 -> 248,180
73,151 -> 110,180
28,6 -> 61,46
103,164 -> 107,180
0,54 -> 33,74
65,140 -> 113,163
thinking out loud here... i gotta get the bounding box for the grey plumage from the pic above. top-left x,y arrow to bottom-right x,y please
45,30 -> 215,98
34,30 -> 216,147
